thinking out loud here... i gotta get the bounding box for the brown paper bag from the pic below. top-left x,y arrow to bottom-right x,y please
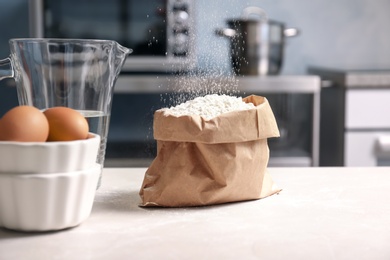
139,95 -> 281,207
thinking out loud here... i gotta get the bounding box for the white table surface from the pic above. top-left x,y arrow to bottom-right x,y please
1,167 -> 390,260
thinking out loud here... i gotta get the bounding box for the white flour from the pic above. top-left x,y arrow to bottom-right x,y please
163,94 -> 255,120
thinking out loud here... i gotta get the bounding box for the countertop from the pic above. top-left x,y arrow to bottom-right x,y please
308,67 -> 390,88
114,74 -> 321,94
1,167 -> 390,260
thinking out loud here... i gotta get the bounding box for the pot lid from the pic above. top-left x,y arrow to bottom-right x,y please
226,6 -> 284,26
241,6 -> 268,22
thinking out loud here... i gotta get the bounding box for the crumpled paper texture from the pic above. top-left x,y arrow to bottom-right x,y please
139,95 -> 281,207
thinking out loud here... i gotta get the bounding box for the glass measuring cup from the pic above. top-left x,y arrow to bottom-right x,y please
0,38 -> 131,188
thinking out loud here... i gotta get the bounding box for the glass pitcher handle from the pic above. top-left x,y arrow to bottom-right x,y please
0,57 -> 14,81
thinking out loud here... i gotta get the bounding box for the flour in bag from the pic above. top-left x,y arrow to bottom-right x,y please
163,94 -> 255,120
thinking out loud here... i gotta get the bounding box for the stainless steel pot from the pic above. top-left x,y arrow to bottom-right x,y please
216,7 -> 299,76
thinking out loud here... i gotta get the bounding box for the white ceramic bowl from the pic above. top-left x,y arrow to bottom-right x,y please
0,164 -> 100,232
0,133 -> 100,173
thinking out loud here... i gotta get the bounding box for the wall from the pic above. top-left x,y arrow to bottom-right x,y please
196,0 -> 390,75
1,1 -> 389,73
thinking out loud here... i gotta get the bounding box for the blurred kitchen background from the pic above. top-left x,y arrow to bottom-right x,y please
1,0 -> 390,167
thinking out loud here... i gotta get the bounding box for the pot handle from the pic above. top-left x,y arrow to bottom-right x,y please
0,57 -> 14,81
215,28 -> 236,38
241,6 -> 268,22
284,28 -> 300,37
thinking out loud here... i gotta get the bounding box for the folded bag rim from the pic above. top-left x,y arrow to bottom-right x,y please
153,95 -> 280,144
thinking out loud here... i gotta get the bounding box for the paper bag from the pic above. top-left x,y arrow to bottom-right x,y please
139,95 -> 281,207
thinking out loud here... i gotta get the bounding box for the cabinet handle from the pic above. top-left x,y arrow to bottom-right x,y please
376,136 -> 390,154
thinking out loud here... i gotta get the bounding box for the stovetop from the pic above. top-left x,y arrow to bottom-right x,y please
309,67 -> 390,88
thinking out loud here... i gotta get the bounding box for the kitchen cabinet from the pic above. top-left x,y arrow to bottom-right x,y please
310,67 -> 390,166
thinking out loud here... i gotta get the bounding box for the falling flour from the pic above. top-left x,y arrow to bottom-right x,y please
163,94 -> 255,120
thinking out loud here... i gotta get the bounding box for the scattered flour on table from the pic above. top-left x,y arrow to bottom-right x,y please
162,94 -> 255,120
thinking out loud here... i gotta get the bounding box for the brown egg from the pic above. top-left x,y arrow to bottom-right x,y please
0,106 -> 49,142
44,107 -> 89,141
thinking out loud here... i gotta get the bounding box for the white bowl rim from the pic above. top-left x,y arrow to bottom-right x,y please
0,132 -> 99,146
